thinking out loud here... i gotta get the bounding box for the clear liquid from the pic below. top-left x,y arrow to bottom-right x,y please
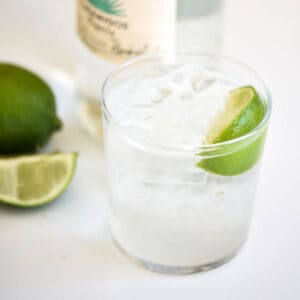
107,62 -> 234,148
108,163 -> 258,267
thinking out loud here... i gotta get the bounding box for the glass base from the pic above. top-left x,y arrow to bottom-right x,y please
112,236 -> 242,274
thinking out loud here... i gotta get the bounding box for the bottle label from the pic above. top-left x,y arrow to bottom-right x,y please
77,0 -> 176,63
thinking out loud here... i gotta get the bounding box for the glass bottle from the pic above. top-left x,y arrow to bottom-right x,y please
76,0 -> 176,141
177,0 -> 224,53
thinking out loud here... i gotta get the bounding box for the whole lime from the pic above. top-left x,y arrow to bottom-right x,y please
0,63 -> 62,154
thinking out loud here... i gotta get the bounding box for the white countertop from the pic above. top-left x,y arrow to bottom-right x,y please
0,0 -> 300,299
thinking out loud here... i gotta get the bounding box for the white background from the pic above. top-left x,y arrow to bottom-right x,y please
0,0 -> 299,299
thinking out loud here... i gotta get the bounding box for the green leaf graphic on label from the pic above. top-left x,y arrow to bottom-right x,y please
88,0 -> 125,16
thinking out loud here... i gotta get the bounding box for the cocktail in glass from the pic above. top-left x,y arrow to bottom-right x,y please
101,53 -> 272,274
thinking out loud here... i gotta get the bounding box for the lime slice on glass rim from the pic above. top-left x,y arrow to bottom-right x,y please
0,152 -> 77,207
197,86 -> 267,176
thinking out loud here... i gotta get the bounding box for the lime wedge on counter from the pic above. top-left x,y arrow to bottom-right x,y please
0,152 -> 77,207
197,86 -> 267,176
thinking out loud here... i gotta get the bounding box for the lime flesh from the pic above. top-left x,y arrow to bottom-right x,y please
0,152 -> 77,207
197,86 -> 267,176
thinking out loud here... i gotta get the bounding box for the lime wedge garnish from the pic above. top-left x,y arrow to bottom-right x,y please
197,86 -> 267,176
0,152 -> 77,207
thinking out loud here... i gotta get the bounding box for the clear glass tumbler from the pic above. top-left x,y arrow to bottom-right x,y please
101,53 -> 272,274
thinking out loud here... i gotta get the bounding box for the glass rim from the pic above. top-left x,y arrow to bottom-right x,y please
101,51 -> 272,154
